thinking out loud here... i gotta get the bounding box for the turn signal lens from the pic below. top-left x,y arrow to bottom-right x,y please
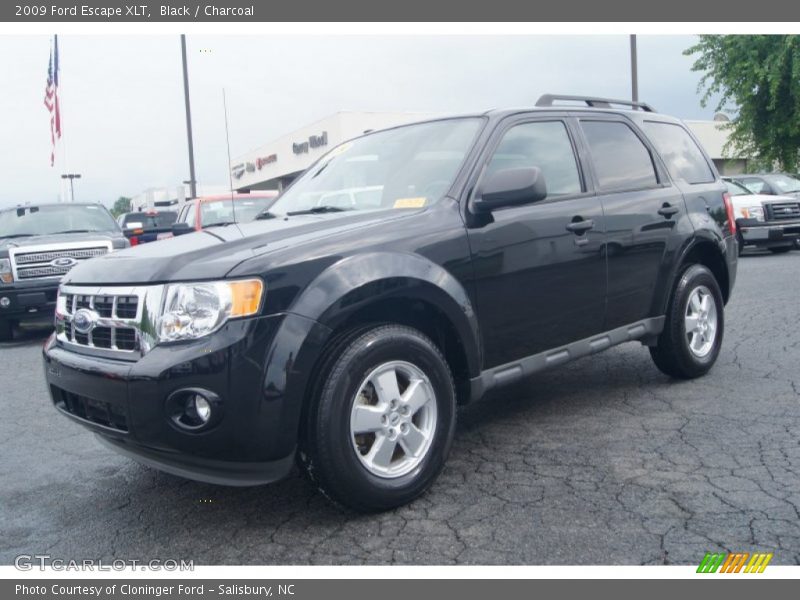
229,279 -> 264,317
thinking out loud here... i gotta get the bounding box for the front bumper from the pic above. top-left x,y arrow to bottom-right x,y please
737,218 -> 800,246
43,312 -> 331,486
0,280 -> 59,323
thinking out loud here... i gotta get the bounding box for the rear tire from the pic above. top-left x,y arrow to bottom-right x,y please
650,264 -> 724,379
769,246 -> 793,254
0,319 -> 13,342
298,324 -> 456,512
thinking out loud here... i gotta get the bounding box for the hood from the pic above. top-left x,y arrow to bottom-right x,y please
0,231 -> 123,255
63,209 -> 418,285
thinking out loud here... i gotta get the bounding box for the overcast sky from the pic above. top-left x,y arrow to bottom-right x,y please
0,35 -> 719,208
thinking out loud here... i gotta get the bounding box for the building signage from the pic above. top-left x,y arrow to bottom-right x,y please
231,161 -> 257,179
293,131 -> 328,155
256,154 -> 277,170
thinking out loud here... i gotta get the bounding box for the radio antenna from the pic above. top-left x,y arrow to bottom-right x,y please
222,87 -> 237,225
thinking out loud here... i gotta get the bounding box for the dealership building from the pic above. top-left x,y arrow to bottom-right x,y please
228,110 -> 747,193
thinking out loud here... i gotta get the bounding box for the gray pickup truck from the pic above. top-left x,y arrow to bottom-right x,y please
0,203 -> 128,341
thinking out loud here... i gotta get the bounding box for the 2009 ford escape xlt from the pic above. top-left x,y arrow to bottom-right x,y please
43,95 -> 738,512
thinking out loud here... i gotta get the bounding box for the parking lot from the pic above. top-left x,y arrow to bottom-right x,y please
1,251 -> 799,566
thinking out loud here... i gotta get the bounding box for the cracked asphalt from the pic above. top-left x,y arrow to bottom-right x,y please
2,250 -> 799,566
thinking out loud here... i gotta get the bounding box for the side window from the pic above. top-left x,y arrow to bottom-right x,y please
484,121 -> 582,197
581,120 -> 658,192
642,121 -> 715,184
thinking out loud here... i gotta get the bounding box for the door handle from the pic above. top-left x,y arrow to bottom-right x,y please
657,203 -> 680,218
566,218 -> 595,234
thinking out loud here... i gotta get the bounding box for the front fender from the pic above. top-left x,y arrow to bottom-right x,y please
289,252 -> 482,377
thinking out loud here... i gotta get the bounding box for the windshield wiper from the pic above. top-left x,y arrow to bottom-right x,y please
286,206 -> 350,216
255,211 -> 278,220
0,233 -> 34,239
50,229 -> 94,234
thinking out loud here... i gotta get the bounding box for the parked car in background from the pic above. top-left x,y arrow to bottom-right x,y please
730,173 -> 800,198
117,210 -> 178,246
723,177 -> 800,254
0,203 -> 128,341
44,95 -> 738,511
172,192 -> 279,235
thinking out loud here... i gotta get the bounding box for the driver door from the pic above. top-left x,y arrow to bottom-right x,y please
466,117 -> 607,368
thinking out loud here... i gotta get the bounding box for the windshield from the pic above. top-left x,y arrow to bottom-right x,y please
268,118 -> 483,215
121,211 -> 177,229
0,204 -> 119,238
765,174 -> 800,193
200,196 -> 276,227
724,180 -> 752,196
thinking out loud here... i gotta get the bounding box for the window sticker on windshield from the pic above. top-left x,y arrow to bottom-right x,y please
393,197 -> 427,209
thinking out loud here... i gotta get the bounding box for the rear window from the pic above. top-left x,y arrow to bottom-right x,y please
580,121 -> 658,192
643,121 -> 715,184
121,212 -> 177,229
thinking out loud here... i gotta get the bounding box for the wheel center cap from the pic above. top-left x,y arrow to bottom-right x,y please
389,412 -> 401,425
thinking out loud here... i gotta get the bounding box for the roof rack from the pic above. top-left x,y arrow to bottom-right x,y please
535,94 -> 657,113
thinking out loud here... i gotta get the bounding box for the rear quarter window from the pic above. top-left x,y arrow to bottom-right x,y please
643,121 -> 715,185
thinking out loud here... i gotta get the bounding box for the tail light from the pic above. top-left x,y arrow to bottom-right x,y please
722,193 -> 737,235
129,236 -> 139,246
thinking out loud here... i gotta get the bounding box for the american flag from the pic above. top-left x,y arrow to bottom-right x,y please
44,35 -> 61,167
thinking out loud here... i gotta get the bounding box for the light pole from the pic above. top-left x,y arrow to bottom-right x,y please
630,34 -> 639,104
61,173 -> 81,202
180,35 -> 198,200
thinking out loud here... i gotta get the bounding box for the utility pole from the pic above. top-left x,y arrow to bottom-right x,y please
61,173 -> 81,202
180,34 -> 197,199
630,34 -> 639,104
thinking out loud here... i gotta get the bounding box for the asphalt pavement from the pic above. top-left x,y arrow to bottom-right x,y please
1,250 -> 799,565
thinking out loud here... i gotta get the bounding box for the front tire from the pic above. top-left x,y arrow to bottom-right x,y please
650,264 -> 724,379
299,324 -> 456,512
769,245 -> 793,254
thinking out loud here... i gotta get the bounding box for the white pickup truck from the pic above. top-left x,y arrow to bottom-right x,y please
723,178 -> 800,255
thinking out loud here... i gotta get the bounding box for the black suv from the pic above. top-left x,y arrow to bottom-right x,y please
43,96 -> 738,511
0,203 -> 128,341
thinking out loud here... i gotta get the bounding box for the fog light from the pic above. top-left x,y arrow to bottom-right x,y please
166,388 -> 222,432
0,297 -> 9,308
193,395 -> 211,423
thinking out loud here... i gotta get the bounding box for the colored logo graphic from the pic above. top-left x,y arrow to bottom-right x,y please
697,552 -> 773,573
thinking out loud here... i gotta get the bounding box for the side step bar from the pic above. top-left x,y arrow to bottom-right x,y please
469,316 -> 665,401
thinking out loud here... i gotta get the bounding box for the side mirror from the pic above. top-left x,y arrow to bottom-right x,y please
472,167 -> 547,213
171,222 -> 193,236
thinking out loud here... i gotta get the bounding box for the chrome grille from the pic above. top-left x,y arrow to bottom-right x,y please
56,284 -> 164,360
14,247 -> 108,265
10,242 -> 112,281
766,201 -> 800,221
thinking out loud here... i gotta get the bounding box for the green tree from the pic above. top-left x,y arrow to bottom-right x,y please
111,196 -> 132,218
685,35 -> 800,172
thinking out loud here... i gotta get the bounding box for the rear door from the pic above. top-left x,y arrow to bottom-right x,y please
576,116 -> 688,329
465,115 -> 607,367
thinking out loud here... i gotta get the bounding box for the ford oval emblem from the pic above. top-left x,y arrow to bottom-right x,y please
72,308 -> 98,335
51,257 -> 78,268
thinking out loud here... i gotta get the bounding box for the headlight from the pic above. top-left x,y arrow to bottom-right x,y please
157,279 -> 264,342
0,258 -> 12,284
739,205 -> 764,221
